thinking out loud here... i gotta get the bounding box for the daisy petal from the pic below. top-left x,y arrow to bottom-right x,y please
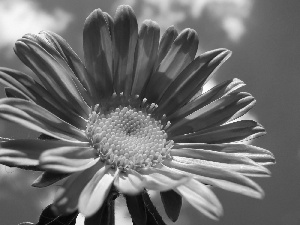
176,179 -> 223,220
163,159 -> 264,198
14,39 -> 89,118
0,139 -> 87,169
168,92 -> 256,136
4,87 -> 28,99
171,148 -> 271,176
0,98 -> 87,142
156,26 -> 178,66
39,146 -> 98,173
113,5 -> 138,95
145,28 -> 199,103
23,33 -> 92,107
0,68 -> 86,128
168,78 -> 245,122
172,120 -> 266,143
103,12 -> 114,37
0,138 -> 87,154
127,169 -> 147,189
173,143 -> 275,165
114,173 -> 143,195
32,171 -> 70,188
38,31 -> 95,103
84,196 -> 115,225
0,157 -> 38,169
131,20 -> 160,96
83,9 -> 113,99
78,166 -> 119,217
156,49 -> 231,116
138,166 -> 190,191
0,149 -> 26,157
0,67 -> 38,99
2,145 -> 81,171
52,161 -> 105,215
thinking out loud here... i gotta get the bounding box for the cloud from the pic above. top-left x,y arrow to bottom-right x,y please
122,0 -> 253,43
222,16 -> 246,42
138,0 -> 186,31
0,0 -> 73,55
204,0 -> 253,42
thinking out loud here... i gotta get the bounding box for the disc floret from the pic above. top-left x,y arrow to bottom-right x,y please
86,95 -> 173,171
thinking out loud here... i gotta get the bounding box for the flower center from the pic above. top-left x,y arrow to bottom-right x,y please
86,95 -> 173,171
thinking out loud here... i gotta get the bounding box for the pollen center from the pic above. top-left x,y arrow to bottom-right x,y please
86,101 -> 173,171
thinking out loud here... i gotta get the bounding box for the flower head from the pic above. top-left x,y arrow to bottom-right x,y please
0,5 -> 274,222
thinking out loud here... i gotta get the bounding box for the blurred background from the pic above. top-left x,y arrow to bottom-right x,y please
0,0 -> 300,224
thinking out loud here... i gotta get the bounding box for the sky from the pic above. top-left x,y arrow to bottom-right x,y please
0,0 -> 300,225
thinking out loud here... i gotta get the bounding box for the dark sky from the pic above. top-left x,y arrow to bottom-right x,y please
0,0 -> 300,225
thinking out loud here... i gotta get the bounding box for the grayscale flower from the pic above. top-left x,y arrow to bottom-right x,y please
0,5 -> 274,222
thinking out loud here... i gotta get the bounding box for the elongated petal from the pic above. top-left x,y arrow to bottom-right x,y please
163,159 -> 264,198
0,149 -> 26,157
114,173 -> 143,195
173,143 -> 275,165
0,139 -> 86,169
0,68 -> 86,128
113,5 -> 138,95
4,87 -> 28,99
131,20 -> 160,96
0,139 -> 87,153
176,179 -> 223,220
52,161 -> 105,215
32,171 -> 70,188
39,146 -> 98,173
156,49 -> 231,116
0,68 -> 33,98
168,92 -> 256,136
103,12 -> 114,38
0,98 -> 87,142
23,33 -> 92,107
138,166 -> 190,191
172,120 -> 266,143
156,26 -> 178,66
40,31 -> 96,102
14,39 -> 90,118
78,166 -> 119,217
0,138 -> 87,170
171,148 -> 271,176
0,157 -> 39,169
168,78 -> 245,122
84,197 -> 115,225
145,28 -> 199,103
83,9 -> 113,99
127,169 -> 147,189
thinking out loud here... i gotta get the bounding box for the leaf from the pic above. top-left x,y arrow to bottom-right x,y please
84,186 -> 118,225
160,190 -> 182,222
125,194 -> 147,225
142,190 -> 167,225
35,204 -> 78,225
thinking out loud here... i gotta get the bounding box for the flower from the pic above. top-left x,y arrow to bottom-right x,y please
0,5 -> 274,222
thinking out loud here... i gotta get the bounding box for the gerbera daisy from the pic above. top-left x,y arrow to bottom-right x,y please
0,5 -> 274,224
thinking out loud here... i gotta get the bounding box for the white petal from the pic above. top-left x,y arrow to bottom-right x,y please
138,166 -> 190,191
114,173 -> 143,195
176,179 -> 223,220
78,166 -> 119,217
